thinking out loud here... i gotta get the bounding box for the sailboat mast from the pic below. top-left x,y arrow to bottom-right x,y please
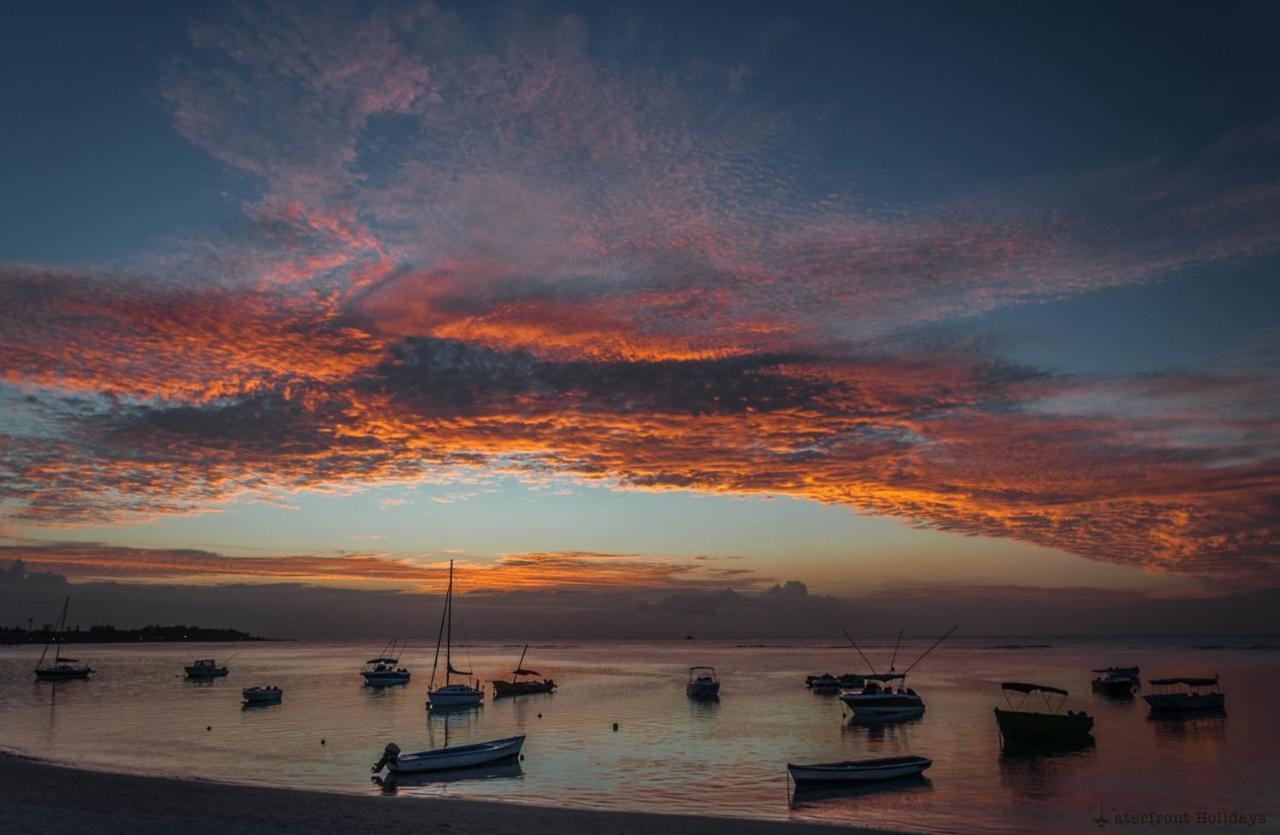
514,643 -> 529,683
445,560 -> 454,685
53,596 -> 69,664
429,564 -> 450,689
36,596 -> 67,669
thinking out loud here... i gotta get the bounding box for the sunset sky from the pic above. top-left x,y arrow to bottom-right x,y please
2,1 -> 1278,633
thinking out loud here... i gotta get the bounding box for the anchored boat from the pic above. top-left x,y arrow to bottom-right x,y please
838,626 -> 956,723
1144,676 -> 1225,713
1091,666 -> 1140,697
34,597 -> 92,681
686,666 -> 721,699
491,645 -> 555,697
242,685 -> 282,704
372,735 -> 525,775
361,639 -> 411,686
427,560 -> 483,709
184,658 -> 229,679
993,682 -> 1093,745
788,756 -> 932,785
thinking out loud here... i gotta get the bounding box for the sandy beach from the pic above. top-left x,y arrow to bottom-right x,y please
0,753 -> 888,834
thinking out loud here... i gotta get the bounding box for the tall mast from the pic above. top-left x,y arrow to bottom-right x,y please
429,564 -> 450,689
445,560 -> 454,685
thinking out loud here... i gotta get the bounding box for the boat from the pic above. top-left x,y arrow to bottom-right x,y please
242,686 -> 282,704
372,734 -> 525,775
1144,676 -> 1225,712
34,597 -> 92,681
1091,666 -> 1140,697
993,682 -> 1093,744
840,673 -> 924,721
361,639 -> 411,686
184,658 -> 229,679
806,672 -> 865,691
787,755 -> 932,785
491,645 -> 555,698
427,560 -> 483,709
686,666 -> 720,699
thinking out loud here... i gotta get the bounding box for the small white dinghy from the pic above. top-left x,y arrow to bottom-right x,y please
372,735 -> 526,775
242,686 -> 283,704
788,755 -> 932,785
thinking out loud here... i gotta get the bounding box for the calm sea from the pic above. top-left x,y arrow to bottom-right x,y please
0,638 -> 1275,833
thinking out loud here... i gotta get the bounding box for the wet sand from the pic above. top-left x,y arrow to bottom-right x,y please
0,753 -> 887,834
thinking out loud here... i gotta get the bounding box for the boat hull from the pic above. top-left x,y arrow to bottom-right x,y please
687,681 -> 721,699
491,679 -> 555,698
840,691 -> 925,721
242,688 -> 282,703
34,667 -> 92,681
994,708 -> 1093,742
362,670 -> 411,686
788,756 -> 932,784
185,667 -> 228,679
387,735 -> 525,774
428,686 -> 483,708
1144,692 -> 1225,712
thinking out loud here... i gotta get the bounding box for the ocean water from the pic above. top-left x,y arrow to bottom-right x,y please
0,638 -> 1276,833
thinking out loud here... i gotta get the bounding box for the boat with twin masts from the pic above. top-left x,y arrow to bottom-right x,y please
427,560 -> 483,709
34,597 -> 92,681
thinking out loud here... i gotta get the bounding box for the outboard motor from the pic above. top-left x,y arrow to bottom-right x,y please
371,742 -> 401,773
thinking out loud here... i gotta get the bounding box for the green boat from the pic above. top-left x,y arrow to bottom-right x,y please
994,682 -> 1093,745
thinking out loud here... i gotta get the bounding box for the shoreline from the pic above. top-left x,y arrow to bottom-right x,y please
0,751 -> 893,834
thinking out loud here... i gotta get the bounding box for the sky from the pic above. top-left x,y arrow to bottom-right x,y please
1,1 -> 1278,635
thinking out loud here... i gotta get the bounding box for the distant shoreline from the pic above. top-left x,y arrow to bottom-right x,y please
0,625 -> 268,645
0,752 -> 887,834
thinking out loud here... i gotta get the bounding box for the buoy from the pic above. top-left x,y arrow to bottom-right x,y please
321,738 -> 326,745
612,722 -> 619,731
537,713 -> 542,718
206,726 -> 211,731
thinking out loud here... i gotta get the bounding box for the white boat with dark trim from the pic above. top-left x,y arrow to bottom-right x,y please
372,735 -> 526,775
788,755 -> 932,785
426,560 -> 483,709
361,639 -> 411,686
185,658 -> 229,679
1144,676 -> 1225,712
34,597 -> 92,681
839,673 -> 924,721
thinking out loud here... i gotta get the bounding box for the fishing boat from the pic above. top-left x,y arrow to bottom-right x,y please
838,627 -> 956,723
806,672 -> 865,691
491,645 -> 555,697
361,639 -> 411,686
787,756 -> 932,785
34,597 -> 92,681
1091,666 -> 1140,697
993,682 -> 1093,744
427,560 -> 483,709
242,685 -> 282,704
1144,676 -> 1225,712
184,658 -> 229,679
372,735 -> 526,775
686,666 -> 720,699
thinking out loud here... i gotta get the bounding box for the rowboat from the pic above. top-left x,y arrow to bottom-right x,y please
788,755 -> 932,785
372,735 -> 526,774
686,666 -> 720,699
993,682 -> 1093,745
1144,676 -> 1225,712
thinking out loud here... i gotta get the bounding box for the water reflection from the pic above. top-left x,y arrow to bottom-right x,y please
998,739 -> 1096,800
1149,709 -> 1227,743
790,775 -> 933,809
688,697 -> 721,719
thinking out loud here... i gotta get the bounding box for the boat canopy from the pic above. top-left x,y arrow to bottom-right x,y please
513,667 -> 540,676
1002,682 -> 1068,696
689,666 -> 716,675
863,673 -> 906,682
1150,676 -> 1218,687
366,657 -> 399,664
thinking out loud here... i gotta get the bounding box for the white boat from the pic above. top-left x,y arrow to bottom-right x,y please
426,560 -> 483,709
1144,676 -> 1225,712
686,666 -> 720,699
372,735 -> 526,774
185,658 -> 229,678
839,674 -> 925,720
788,755 -> 932,784
242,686 -> 283,704
34,597 -> 92,681
361,640 -> 411,686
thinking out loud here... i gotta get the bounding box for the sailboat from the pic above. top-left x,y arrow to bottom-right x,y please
491,644 -> 556,697
427,560 -> 483,709
34,596 -> 93,681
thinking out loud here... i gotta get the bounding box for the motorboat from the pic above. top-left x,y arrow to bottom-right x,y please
993,682 -> 1093,745
1144,676 -> 1225,712
806,673 -> 864,690
787,755 -> 932,785
491,645 -> 555,698
372,735 -> 526,775
686,666 -> 720,699
185,659 -> 229,679
34,597 -> 92,681
1091,666 -> 1140,697
362,656 -> 411,686
242,686 -> 283,704
427,560 -> 483,710
839,674 -> 924,721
